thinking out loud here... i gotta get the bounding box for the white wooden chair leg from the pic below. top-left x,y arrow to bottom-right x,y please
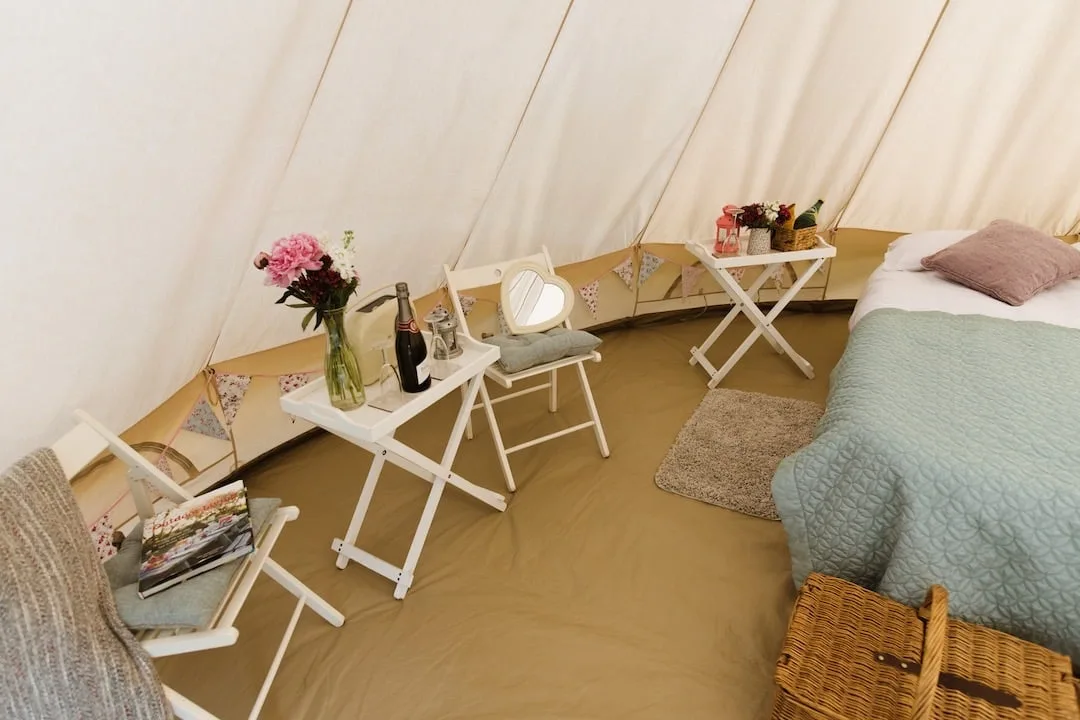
478,381 -> 516,492
548,369 -> 558,412
262,558 -> 346,627
461,385 -> 474,440
163,686 -> 220,720
247,597 -> 305,720
574,362 -> 610,458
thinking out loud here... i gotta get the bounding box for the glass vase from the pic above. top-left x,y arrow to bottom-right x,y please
323,307 -> 365,411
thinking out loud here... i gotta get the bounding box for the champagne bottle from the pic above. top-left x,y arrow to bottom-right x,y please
793,199 -> 823,230
394,282 -> 431,393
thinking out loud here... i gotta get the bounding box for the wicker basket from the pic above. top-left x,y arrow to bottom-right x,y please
772,225 -> 818,252
773,574 -> 1080,720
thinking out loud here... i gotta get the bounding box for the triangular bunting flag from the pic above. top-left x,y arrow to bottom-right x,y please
279,373 -> 310,395
578,279 -> 600,318
214,373 -> 251,426
496,303 -> 511,335
612,256 -> 634,290
88,513 -> 116,562
181,396 -> 229,441
155,452 -> 173,480
458,294 -> 477,316
681,265 -> 708,298
638,251 -> 664,287
771,265 -> 786,289
730,267 -> 746,283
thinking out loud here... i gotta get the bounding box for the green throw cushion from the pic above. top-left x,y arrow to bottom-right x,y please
483,327 -> 601,373
104,496 -> 281,630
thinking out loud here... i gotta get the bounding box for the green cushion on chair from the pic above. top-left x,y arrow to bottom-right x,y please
483,327 -> 601,374
104,497 -> 281,630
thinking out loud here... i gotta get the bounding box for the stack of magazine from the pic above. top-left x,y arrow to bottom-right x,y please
137,480 -> 255,599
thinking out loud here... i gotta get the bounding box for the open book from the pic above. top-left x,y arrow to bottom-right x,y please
137,480 -> 255,599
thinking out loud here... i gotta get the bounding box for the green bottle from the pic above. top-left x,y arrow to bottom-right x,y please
793,199 -> 823,230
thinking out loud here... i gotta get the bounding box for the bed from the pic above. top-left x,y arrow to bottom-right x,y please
773,232 -> 1080,659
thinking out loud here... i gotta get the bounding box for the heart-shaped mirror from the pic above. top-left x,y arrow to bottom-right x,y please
499,260 -> 575,334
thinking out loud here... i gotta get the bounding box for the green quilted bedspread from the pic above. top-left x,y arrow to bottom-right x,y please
773,308 -> 1080,660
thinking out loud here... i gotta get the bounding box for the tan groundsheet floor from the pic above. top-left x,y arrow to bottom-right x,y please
158,310 -> 851,720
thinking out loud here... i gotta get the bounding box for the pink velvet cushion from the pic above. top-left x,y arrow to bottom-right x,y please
920,219 -> 1080,306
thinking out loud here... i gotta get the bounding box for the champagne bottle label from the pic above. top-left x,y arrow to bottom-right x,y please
416,357 -> 430,383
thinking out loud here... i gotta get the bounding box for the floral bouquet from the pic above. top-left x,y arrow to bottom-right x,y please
738,202 -> 792,230
254,231 -> 365,410
254,231 -> 360,330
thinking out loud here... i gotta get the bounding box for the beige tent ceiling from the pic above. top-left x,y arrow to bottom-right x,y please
2,0 -> 1079,468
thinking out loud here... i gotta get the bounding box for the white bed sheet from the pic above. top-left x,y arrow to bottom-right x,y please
850,267 -> 1080,330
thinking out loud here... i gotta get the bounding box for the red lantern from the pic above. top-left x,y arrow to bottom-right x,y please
714,205 -> 743,256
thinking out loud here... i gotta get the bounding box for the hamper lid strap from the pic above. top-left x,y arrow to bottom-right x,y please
911,585 -> 949,720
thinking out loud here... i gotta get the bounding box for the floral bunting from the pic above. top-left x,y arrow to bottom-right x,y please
155,452 -> 174,480
458,294 -> 477,317
279,373 -> 311,396
681,265 -> 708,298
496,304 -> 511,335
730,267 -> 746,283
612,256 -> 634,290
774,265 -> 787,285
214,373 -> 251,426
89,514 -> 117,562
578,279 -> 600,318
181,396 -> 229,441
638,251 -> 664,287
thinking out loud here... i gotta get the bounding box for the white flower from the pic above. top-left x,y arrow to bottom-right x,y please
323,230 -> 360,281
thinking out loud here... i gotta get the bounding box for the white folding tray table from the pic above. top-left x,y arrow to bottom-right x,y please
280,332 -> 506,599
684,237 -> 836,388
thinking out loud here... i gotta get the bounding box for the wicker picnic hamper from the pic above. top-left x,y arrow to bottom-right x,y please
773,573 -> 1079,720
772,226 -> 818,252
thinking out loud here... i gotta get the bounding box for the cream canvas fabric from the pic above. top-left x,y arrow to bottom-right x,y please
5,0 -> 1080,467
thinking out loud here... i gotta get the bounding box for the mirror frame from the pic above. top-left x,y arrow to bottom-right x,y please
498,260 -> 575,334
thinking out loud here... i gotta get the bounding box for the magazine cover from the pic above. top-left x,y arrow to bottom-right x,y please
137,479 -> 255,599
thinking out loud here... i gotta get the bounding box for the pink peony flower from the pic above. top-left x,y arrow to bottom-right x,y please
263,233 -> 326,287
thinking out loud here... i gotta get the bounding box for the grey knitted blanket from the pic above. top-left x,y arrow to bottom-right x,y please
0,448 -> 170,719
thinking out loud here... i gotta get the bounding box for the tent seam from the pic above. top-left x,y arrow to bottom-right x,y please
203,0 -> 356,366
629,0 -> 756,251
828,0 -> 951,231
445,0 -> 576,278
628,0 -> 755,319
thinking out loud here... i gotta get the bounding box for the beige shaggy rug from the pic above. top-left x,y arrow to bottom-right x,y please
654,389 -> 823,520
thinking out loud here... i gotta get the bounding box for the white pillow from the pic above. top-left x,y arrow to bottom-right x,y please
881,230 -> 975,271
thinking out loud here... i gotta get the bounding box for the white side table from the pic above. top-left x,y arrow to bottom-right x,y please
280,332 -> 506,599
684,237 -> 836,388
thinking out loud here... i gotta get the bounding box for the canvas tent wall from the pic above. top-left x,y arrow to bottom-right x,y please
3,0 -> 1080,492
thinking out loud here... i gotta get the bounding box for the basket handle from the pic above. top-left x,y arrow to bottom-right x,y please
911,585 -> 949,720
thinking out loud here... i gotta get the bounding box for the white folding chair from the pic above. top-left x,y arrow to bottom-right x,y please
444,246 -> 610,492
52,410 -> 345,720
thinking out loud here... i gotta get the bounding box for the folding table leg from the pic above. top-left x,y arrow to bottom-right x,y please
709,258 -> 826,386
691,265 -> 779,366
461,385 -> 474,440
334,441 -> 389,570
751,265 -> 784,354
394,476 -> 447,599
